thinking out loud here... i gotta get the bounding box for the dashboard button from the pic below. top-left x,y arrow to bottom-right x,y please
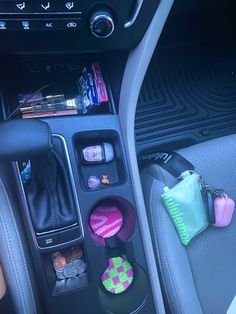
45,21 -> 54,29
40,2 -> 51,11
65,20 -> 78,29
37,233 -> 59,248
21,20 -> 30,30
90,11 -> 115,38
65,2 -> 74,10
16,2 -> 26,11
55,18 -> 81,30
58,1 -> 80,12
34,1 -> 57,13
36,19 -> 58,31
0,19 -> 21,31
0,21 -> 7,30
31,18 -> 82,31
0,1 -> 33,13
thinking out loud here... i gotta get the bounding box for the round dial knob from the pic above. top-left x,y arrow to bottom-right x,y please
90,11 -> 115,38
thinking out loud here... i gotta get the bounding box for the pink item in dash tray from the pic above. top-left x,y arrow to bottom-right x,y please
89,204 -> 123,238
92,63 -> 108,103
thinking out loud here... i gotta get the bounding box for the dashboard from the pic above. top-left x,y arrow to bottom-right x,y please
0,0 -> 160,54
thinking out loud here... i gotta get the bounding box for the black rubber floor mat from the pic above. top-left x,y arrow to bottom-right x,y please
135,45 -> 236,153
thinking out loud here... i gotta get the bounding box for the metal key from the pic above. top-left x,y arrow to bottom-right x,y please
199,175 -> 225,198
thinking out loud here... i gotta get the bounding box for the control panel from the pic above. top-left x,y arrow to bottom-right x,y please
0,0 -> 160,53
0,0 -> 126,35
0,0 -> 83,32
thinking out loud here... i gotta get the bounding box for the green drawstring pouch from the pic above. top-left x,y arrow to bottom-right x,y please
161,171 -> 208,245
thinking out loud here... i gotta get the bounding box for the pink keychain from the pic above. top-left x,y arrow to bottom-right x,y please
213,195 -> 235,228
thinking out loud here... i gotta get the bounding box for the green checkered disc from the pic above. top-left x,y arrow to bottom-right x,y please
101,256 -> 134,294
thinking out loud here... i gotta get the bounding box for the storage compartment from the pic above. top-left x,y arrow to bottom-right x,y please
74,130 -> 126,190
43,244 -> 89,295
88,197 -> 136,247
99,261 -> 149,314
0,56 -> 115,121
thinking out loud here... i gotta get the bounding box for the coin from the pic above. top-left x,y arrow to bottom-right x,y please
63,263 -> 78,278
56,270 -> 66,280
72,247 -> 83,259
73,259 -> 86,274
52,251 -> 62,258
64,250 -> 74,263
65,254 -> 75,264
53,256 -> 66,271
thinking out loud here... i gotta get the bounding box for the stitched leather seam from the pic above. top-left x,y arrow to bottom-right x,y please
41,162 -> 57,230
46,165 -> 60,229
148,189 -> 174,313
0,200 -> 26,312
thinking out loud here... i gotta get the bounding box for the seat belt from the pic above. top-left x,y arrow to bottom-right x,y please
138,151 -> 194,178
138,151 -> 216,225
138,150 -> 235,227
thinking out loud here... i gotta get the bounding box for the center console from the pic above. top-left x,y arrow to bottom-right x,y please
0,56 -> 156,314
0,0 -> 171,312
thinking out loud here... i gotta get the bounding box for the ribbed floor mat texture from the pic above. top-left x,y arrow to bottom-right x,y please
135,45 -> 236,152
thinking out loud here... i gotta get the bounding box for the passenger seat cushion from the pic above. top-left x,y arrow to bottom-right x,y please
141,134 -> 236,314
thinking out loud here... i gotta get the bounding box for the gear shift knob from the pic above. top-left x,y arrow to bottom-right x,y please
0,119 -> 52,161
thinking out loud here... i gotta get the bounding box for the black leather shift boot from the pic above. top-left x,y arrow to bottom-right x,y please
25,150 -> 77,233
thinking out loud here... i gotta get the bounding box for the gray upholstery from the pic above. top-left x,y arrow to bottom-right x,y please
0,169 -> 41,314
141,134 -> 236,314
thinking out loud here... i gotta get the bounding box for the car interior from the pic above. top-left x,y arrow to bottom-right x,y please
0,0 -> 236,313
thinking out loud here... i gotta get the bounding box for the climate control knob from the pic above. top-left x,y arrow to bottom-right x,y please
90,11 -> 115,38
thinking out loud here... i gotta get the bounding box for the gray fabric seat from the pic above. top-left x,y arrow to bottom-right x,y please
141,134 -> 236,314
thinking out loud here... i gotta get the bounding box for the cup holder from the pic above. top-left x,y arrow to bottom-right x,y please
99,259 -> 149,314
101,257 -> 134,295
89,198 -> 148,313
88,197 -> 136,246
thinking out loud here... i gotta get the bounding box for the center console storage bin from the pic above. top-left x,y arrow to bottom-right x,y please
0,55 -> 115,121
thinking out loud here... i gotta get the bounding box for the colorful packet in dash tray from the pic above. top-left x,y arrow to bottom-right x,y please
78,63 -> 108,114
78,65 -> 99,107
92,63 -> 108,103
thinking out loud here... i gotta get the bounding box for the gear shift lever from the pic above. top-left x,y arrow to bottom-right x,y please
0,119 -> 79,247
0,119 -> 52,161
